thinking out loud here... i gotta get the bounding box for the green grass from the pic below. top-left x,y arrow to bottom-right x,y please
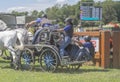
0,58 -> 120,82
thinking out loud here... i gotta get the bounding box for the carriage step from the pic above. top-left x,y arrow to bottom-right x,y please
61,59 -> 86,66
61,60 -> 86,66
68,61 -> 86,65
61,56 -> 69,59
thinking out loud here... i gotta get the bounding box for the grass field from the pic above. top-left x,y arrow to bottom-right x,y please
0,58 -> 120,82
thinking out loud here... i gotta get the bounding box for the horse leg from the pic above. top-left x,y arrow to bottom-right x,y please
16,33 -> 24,50
7,46 -> 20,70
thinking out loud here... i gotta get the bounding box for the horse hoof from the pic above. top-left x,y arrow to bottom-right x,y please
3,56 -> 11,60
15,66 -> 19,70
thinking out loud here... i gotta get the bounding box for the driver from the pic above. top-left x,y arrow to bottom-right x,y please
26,14 -> 52,44
55,17 -> 73,59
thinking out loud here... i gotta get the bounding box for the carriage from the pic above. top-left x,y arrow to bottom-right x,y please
19,25 -> 94,72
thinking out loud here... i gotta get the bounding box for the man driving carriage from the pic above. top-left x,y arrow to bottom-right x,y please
55,17 -> 73,59
26,14 -> 52,44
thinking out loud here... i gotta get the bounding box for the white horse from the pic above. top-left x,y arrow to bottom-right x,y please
0,27 -> 28,54
0,27 -> 29,69
13,28 -> 28,50
0,30 -> 20,69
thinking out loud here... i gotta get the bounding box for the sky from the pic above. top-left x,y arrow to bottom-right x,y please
0,0 -> 109,13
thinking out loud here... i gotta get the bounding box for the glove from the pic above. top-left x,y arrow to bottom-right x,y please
25,23 -> 30,28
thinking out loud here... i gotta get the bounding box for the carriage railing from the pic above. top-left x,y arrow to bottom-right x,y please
37,25 -> 62,45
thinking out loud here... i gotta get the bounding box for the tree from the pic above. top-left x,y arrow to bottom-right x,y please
113,1 -> 120,22
31,10 -> 38,17
102,0 -> 117,24
81,0 -> 94,2
11,11 -> 28,16
81,0 -> 94,6
45,4 -> 60,19
38,11 -> 44,17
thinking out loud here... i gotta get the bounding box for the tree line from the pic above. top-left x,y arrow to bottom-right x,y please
11,0 -> 120,26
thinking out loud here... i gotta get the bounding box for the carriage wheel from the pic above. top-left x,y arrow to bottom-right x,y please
67,64 -> 81,71
39,48 -> 58,72
20,48 -> 34,70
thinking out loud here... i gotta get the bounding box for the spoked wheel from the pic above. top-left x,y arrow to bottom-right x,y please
20,48 -> 34,70
39,48 -> 58,72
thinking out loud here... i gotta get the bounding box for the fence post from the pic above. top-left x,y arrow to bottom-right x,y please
112,32 -> 120,68
100,31 -> 110,68
94,52 -> 101,67
119,33 -> 120,68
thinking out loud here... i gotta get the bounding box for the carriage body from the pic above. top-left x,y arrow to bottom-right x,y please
20,26 -> 93,72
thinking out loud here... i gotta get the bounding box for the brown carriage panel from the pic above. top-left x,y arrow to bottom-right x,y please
100,31 -> 110,68
112,32 -> 120,68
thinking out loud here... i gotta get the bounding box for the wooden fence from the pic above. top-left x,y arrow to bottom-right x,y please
74,31 -> 120,69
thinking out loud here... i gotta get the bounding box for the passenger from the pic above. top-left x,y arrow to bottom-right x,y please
55,17 -> 73,59
73,36 -> 95,61
26,14 -> 52,44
